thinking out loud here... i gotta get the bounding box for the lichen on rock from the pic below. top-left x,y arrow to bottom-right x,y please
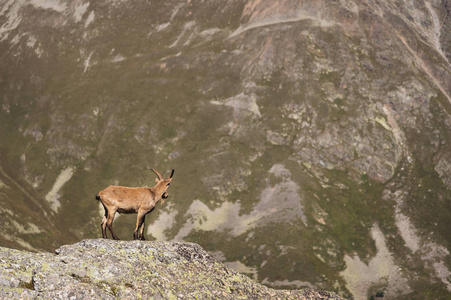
0,239 -> 342,299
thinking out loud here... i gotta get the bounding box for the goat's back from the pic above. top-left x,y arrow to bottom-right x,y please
97,185 -> 154,209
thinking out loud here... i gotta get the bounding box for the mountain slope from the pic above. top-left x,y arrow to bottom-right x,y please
0,0 -> 450,298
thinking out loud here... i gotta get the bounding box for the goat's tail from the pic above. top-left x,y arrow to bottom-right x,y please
95,193 -> 101,201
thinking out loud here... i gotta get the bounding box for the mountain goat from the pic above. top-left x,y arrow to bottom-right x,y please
96,169 -> 174,240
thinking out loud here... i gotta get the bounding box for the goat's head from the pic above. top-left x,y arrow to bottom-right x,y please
151,169 -> 174,202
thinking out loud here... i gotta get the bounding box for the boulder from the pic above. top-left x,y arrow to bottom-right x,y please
0,239 -> 343,299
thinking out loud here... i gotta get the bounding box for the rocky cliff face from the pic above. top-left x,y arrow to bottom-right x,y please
0,0 -> 450,299
0,239 -> 342,299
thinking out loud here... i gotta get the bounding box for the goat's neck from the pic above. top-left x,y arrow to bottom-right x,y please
149,187 -> 162,200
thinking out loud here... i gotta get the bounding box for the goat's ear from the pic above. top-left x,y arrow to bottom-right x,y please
155,178 -> 159,184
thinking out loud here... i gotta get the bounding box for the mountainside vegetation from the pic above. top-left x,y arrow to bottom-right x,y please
0,0 -> 450,298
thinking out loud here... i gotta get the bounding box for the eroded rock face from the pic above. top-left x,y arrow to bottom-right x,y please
0,239 -> 342,299
0,0 -> 451,299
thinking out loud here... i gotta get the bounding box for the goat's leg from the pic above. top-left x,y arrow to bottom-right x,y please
100,206 -> 108,238
139,215 -> 146,240
106,209 -> 120,240
101,216 -> 107,239
133,210 -> 147,240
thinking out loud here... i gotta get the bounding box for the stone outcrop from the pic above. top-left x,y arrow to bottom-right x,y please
0,239 -> 342,299
1,0 -> 451,298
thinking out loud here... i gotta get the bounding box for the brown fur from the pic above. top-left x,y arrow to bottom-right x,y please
96,169 -> 174,240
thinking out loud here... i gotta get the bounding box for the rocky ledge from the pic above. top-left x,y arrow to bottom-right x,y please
0,239 -> 342,299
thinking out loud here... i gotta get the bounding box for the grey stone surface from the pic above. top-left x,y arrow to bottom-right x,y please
0,239 -> 342,299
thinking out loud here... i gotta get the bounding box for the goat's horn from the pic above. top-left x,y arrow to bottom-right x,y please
151,168 -> 163,180
168,169 -> 174,179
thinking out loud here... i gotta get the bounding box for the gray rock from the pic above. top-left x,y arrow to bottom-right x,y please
0,239 -> 342,300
